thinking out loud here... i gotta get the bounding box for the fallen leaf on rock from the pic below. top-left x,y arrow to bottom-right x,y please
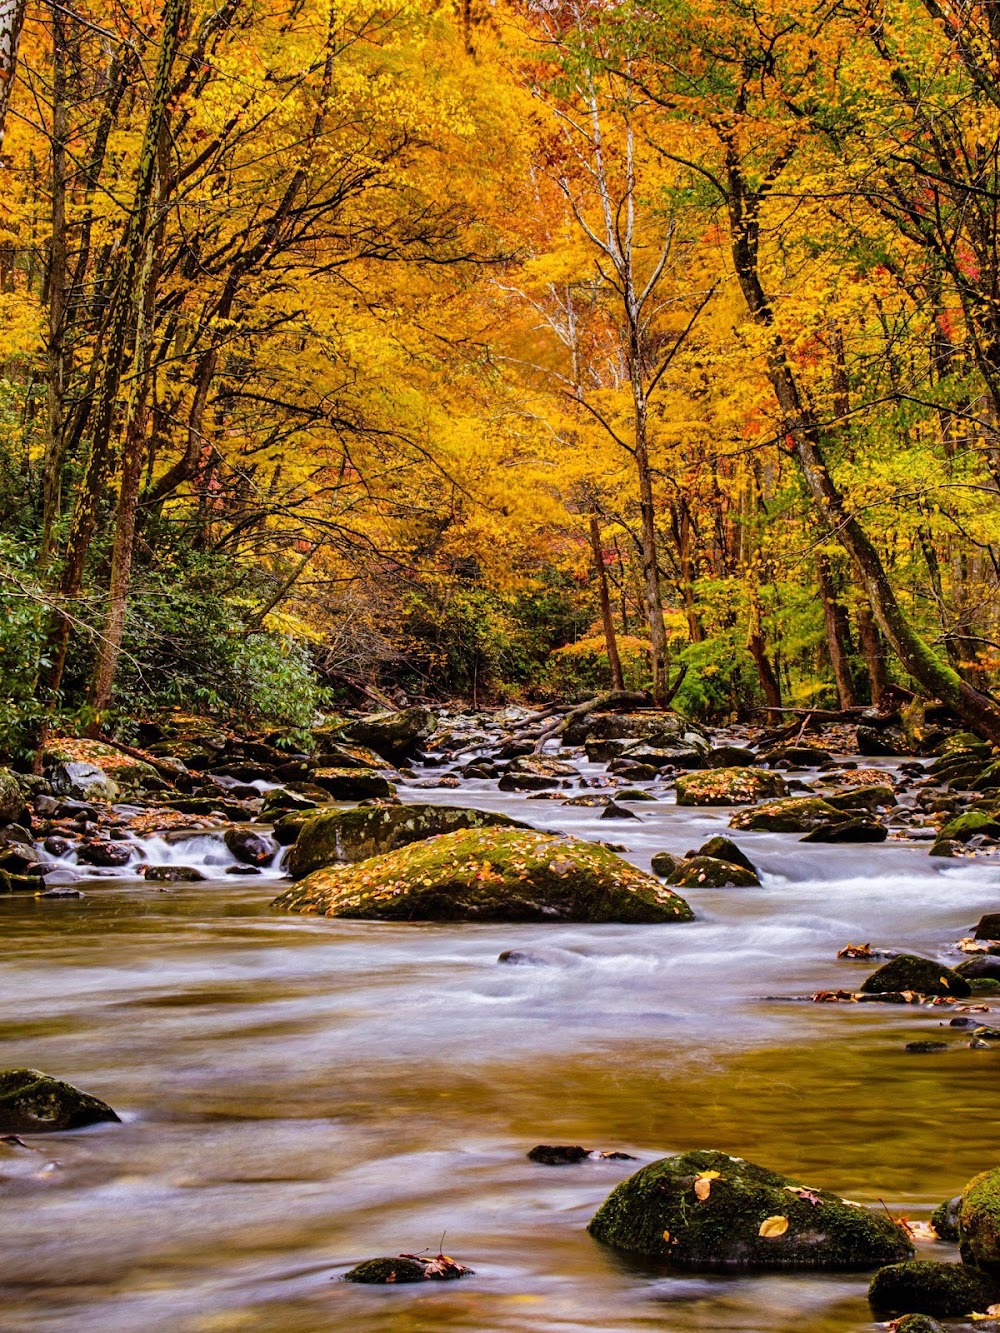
837,942 -> 873,959
784,1185 -> 823,1206
694,1169 -> 720,1200
758,1215 -> 789,1238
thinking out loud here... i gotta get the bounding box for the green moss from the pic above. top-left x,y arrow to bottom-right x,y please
937,811 -> 1000,842
931,1196 -> 960,1242
343,1257 -> 432,1283
697,836 -> 757,873
868,1260 -> 999,1316
0,769 -> 24,825
286,803 -> 526,877
667,856 -> 760,888
859,954 -> 971,997
821,785 -> 896,811
0,1068 -> 120,1133
960,1166 -> 1000,1272
891,1316 -> 946,1333
274,826 -> 694,924
651,851 -> 683,879
588,1149 -> 913,1269
676,768 -> 789,807
730,797 -> 844,833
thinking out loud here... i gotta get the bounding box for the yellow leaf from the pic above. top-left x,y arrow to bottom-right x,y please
662,1229 -> 671,1243
758,1215 -> 789,1238
694,1169 -> 720,1201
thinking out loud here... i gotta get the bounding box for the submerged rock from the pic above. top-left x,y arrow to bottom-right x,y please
931,1195 -> 961,1242
273,827 -> 694,924
223,828 -> 277,867
528,1144 -> 589,1164
676,768 -> 789,807
650,851 -> 683,879
286,803 -> 524,878
343,1254 -> 471,1283
890,1317 -> 946,1333
0,1069 -> 120,1133
588,1149 -> 913,1269
959,1165 -> 1000,1272
868,1260 -> 998,1317
859,955 -> 971,998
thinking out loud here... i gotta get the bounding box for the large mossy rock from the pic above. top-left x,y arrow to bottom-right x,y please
273,827 -> 693,923
335,707 -> 435,760
43,738 -> 162,801
587,1149 -> 913,1269
731,797 -> 851,833
937,810 -> 1000,843
675,768 -> 789,807
309,736 -> 390,770
0,1068 -> 120,1133
868,1260 -> 999,1317
859,954 -> 971,998
286,803 -> 525,878
310,768 -> 396,800
959,1166 -> 1000,1272
0,768 -> 26,825
667,856 -> 760,888
564,710 -> 706,747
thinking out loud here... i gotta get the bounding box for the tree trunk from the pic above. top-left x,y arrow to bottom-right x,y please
634,408 -> 669,703
817,554 -> 857,708
39,2 -> 68,566
0,0 -> 25,152
588,514 -> 624,690
856,604 -> 891,708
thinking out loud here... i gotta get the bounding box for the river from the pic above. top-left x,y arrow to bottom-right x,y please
1,752 -> 997,1331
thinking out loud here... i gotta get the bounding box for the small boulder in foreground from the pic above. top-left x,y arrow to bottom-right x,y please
859,955 -> 971,998
343,1253 -> 472,1283
868,1259 -> 999,1317
273,827 -> 693,924
0,1068 -> 120,1133
587,1149 -> 913,1269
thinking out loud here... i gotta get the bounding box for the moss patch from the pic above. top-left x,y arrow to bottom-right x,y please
959,1166 -> 1000,1272
274,826 -> 693,923
588,1149 -> 913,1269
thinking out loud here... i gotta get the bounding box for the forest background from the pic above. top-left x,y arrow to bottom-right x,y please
1,0 -> 1000,753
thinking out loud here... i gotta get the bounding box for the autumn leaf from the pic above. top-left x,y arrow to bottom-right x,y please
694,1169 -> 721,1201
784,1185 -> 823,1206
758,1216 -> 789,1238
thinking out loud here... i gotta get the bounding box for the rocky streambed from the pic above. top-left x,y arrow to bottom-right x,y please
2,703 -> 1000,1330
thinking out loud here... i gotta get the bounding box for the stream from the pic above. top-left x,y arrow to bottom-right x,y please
2,747 -> 998,1331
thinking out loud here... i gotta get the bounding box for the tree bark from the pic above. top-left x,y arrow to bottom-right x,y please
0,0 -> 25,152
817,554 -> 857,708
588,514 -> 625,690
856,604 -> 891,708
39,2 -> 68,566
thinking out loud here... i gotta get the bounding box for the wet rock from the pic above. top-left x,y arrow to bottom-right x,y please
763,745 -> 834,767
614,743 -> 707,768
287,803 -> 525,878
856,726 -> 906,757
651,851 -> 683,879
937,811 -> 1000,843
859,955 -> 971,998
889,1317 -> 946,1333
564,710 -> 706,748
461,763 -> 497,779
343,1254 -> 471,1283
905,1040 -> 948,1053
497,949 -> 567,966
260,788 -> 318,816
705,745 -> 759,768
614,788 -> 658,801
956,956 -> 1000,981
588,1148 -> 913,1268
730,797 -> 843,833
36,887 -> 84,899
528,1144 -> 589,1164
821,784 -> 896,812
311,768 -> 396,801
0,1068 -> 120,1133
274,827 -> 694,924
223,828 -> 277,867
607,760 -> 658,781
143,865 -> 206,882
800,817 -> 888,843
42,836 -> 73,858
412,775 -> 462,789
311,737 -> 392,770
928,839 -> 960,858
271,810 -> 317,846
667,856 -> 760,888
975,913 -> 1000,941
0,869 -> 47,893
959,1165 -> 1000,1272
335,706 -> 436,760
868,1260 -> 998,1317
676,768 -> 789,807
158,797 -> 254,822
932,1196 -> 961,1241
226,865 -> 261,876
600,801 -> 640,820
0,768 -> 26,825
43,739 -> 162,800
77,841 -> 133,868
696,836 -> 757,874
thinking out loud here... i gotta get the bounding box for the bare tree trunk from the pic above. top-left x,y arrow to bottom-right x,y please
817,555 -> 857,708
589,514 -> 624,690
39,2 -> 68,566
0,0 -> 25,151
856,604 -> 891,708
634,404 -> 669,703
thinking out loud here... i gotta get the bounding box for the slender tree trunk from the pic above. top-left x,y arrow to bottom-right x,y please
39,3 -> 68,565
0,0 -> 25,151
589,514 -> 624,690
747,587 -> 782,710
817,554 -> 857,708
634,403 -> 669,703
856,604 -> 891,708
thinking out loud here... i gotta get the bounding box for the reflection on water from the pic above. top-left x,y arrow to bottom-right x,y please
1,774 -> 998,1331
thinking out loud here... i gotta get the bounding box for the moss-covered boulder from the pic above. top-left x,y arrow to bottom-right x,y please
821,784 -> 896,812
696,836 -> 758,873
343,1254 -> 471,1283
286,803 -> 525,878
336,707 -> 435,760
859,954 -> 971,998
932,1196 -> 961,1242
650,851 -> 683,879
890,1317 -> 946,1333
274,827 -> 693,923
310,738 -> 390,770
587,1149 -> 912,1269
310,768 -> 396,800
675,768 -> 789,807
959,1166 -> 1000,1272
0,1069 -> 120,1133
731,797 -> 857,834
868,1260 -> 999,1317
43,738 -> 162,800
937,810 -> 1000,843
667,856 -> 760,889
0,768 -> 25,826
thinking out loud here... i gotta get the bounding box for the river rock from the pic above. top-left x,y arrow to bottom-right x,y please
667,856 -> 760,888
932,1195 -> 961,1241
0,1068 -> 121,1133
286,803 -> 525,878
342,1257 -> 443,1283
528,1144 -> 589,1164
0,768 -> 25,826
820,784 -> 896,812
334,707 -> 436,760
868,1260 -> 999,1317
651,851 -> 683,879
676,768 -> 789,806
77,840 -> 133,867
224,828 -> 277,866
43,739 -> 162,801
731,797 -> 850,833
936,811 -> 1000,844
696,836 -> 757,873
958,1166 -> 1000,1272
588,1149 -> 913,1268
859,954 -> 971,997
260,787 -> 319,816
144,865 -> 206,882
975,913 -> 1000,941
310,737 -> 391,770
763,745 -> 834,767
800,817 -> 888,843
704,745 -> 759,768
273,827 -> 694,923
857,726 -> 906,757
310,768 -> 396,800
956,956 -> 1000,980
600,801 -> 639,820
607,760 -> 658,781
564,710 -> 704,747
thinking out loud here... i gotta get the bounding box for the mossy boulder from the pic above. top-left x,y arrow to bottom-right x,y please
286,803 -> 525,878
868,1260 -> 999,1317
937,810 -> 1000,843
0,1068 -> 120,1133
310,738 -> 390,770
273,826 -> 693,923
859,954 -> 971,997
587,1149 -> 912,1269
959,1166 -> 1000,1272
310,768 -> 396,800
932,1196 -> 961,1242
336,707 -> 435,760
676,768 -> 789,807
0,768 -> 26,825
731,797 -> 854,834
821,784 -> 896,812
667,856 -> 760,889
43,739 -> 162,800
343,1257 -> 437,1283
696,836 -> 758,874
890,1317 -> 946,1333
651,851 -> 683,879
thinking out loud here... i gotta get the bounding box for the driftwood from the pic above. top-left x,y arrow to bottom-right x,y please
321,669 -> 399,712
100,738 -> 184,785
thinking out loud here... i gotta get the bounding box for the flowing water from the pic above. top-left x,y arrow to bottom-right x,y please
2,752 -> 998,1332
